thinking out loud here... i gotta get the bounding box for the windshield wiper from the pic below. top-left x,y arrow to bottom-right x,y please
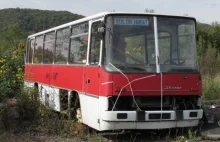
167,69 -> 197,73
112,65 -> 146,71
126,67 -> 146,71
110,64 -> 146,71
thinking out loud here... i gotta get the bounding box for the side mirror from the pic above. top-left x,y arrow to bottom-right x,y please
98,27 -> 105,33
98,22 -> 105,38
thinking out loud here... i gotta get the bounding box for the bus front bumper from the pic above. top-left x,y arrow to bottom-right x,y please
99,109 -> 203,130
101,109 -> 203,122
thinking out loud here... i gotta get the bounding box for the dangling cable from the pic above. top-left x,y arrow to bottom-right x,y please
109,63 -> 139,110
112,74 -> 156,110
109,63 -> 156,111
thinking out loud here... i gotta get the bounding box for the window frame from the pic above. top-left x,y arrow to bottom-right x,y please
69,22 -> 89,65
27,38 -> 35,64
43,31 -> 55,64
54,27 -> 71,64
33,35 -> 44,64
88,20 -> 103,66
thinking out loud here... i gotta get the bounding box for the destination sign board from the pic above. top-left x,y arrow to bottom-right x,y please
115,18 -> 148,26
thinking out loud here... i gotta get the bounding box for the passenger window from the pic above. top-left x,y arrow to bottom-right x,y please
55,28 -> 70,64
43,32 -> 55,64
69,23 -> 88,64
28,39 -> 34,63
89,21 -> 101,65
34,35 -> 43,64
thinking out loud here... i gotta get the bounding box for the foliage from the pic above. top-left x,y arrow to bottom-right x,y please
0,24 -> 24,55
203,81 -> 220,101
196,22 -> 220,102
176,129 -> 201,142
201,48 -> 220,82
0,87 -> 108,141
0,24 -> 25,102
0,8 -> 84,36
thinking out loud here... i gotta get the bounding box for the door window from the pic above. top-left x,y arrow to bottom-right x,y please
89,21 -> 102,65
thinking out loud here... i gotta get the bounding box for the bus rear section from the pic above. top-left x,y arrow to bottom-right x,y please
24,12 -> 203,131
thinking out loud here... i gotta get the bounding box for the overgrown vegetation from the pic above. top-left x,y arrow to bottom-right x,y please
0,88 -> 108,142
176,129 -> 201,142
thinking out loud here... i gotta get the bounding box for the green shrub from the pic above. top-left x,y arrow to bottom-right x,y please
0,47 -> 24,102
176,129 -> 201,142
0,87 -> 94,140
203,81 -> 220,101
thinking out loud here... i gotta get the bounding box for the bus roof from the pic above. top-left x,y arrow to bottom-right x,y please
28,12 -> 195,38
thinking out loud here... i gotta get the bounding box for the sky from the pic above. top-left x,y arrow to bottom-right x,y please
0,0 -> 219,24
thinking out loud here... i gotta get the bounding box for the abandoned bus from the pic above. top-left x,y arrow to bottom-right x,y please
24,12 -> 203,131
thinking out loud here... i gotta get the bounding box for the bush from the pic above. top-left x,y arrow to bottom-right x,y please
176,129 -> 201,142
203,81 -> 220,101
0,47 -> 24,102
0,87 -> 94,140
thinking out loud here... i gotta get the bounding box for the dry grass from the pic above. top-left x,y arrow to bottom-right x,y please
0,130 -> 109,142
0,132 -> 79,142
214,75 -> 220,84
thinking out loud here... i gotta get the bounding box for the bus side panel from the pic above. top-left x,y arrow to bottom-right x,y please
25,65 -> 85,92
50,65 -> 85,91
25,65 -> 50,85
24,65 -> 33,82
81,66 -> 101,129
79,92 -> 100,130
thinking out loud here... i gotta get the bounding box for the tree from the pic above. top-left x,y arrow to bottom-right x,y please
0,24 -> 24,56
0,8 -> 84,37
0,24 -> 25,101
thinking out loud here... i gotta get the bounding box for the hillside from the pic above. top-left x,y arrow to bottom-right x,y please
0,8 -> 84,36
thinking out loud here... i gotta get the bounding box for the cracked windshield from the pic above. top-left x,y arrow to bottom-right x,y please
104,15 -> 198,73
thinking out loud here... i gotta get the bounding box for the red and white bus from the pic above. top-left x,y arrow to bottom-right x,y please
25,12 -> 203,131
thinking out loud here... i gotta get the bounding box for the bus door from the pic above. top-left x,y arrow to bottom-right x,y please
83,20 -> 102,129
84,20 -> 102,96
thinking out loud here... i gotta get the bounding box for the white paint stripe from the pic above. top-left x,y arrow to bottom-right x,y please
101,81 -> 114,85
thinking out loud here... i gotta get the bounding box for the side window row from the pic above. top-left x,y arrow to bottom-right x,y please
27,22 -> 89,64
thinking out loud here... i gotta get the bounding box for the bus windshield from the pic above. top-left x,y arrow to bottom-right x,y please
103,15 -> 198,73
